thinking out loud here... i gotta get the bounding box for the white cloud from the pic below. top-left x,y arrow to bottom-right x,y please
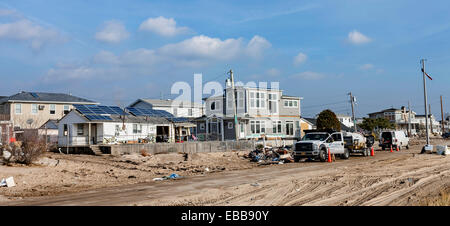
159,35 -> 243,60
0,19 -> 65,51
291,71 -> 325,80
159,35 -> 270,62
46,34 -> 271,81
139,16 -> 189,37
359,63 -> 374,70
95,20 -> 130,44
348,30 -> 371,45
245,35 -> 271,58
293,52 -> 307,66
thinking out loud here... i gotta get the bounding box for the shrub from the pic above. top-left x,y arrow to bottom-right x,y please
1,134 -> 46,165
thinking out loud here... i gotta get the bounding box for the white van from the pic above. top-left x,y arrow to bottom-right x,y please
379,131 -> 410,150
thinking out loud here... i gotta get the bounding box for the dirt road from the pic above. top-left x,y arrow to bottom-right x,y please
4,140 -> 450,206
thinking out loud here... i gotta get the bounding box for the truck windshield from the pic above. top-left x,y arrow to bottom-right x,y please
302,133 -> 329,141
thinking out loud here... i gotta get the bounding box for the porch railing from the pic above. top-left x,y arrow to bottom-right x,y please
0,114 -> 10,121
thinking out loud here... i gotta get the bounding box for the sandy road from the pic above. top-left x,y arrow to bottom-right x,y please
4,142 -> 450,206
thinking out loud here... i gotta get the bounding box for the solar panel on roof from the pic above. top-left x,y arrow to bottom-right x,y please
30,93 -> 39,98
74,104 -> 95,115
126,107 -> 144,116
109,106 -> 128,115
85,114 -> 112,121
170,117 -> 189,123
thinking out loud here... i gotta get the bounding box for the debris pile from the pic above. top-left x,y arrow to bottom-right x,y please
153,173 -> 183,181
0,177 -> 15,188
245,146 -> 294,165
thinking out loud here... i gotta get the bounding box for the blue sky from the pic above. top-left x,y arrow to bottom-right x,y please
1,0 -> 450,118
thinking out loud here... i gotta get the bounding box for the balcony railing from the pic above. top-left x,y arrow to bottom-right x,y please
0,114 -> 10,121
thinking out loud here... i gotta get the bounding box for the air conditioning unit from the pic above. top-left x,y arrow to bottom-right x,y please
38,105 -> 45,110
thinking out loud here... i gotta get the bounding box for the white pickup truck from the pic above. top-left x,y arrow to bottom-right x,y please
294,131 -> 350,162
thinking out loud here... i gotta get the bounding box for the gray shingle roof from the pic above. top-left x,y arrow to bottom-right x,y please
39,120 -> 59,130
0,92 -> 97,104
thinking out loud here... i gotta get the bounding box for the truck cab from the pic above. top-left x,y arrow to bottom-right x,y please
294,130 -> 349,162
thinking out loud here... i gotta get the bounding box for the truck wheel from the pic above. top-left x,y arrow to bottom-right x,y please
340,149 -> 350,159
319,149 -> 327,162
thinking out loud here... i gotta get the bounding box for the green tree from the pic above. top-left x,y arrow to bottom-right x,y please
316,109 -> 341,131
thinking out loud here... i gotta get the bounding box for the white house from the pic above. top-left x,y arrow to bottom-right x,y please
336,114 -> 354,128
58,106 -> 174,147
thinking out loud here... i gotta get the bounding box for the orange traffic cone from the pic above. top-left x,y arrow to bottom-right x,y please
370,147 -> 374,156
327,148 -> 332,163
396,146 -> 399,152
390,146 -> 393,153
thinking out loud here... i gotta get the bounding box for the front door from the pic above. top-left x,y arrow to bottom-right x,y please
239,122 -> 245,138
91,124 -> 97,144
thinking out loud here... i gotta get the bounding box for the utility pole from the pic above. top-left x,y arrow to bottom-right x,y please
441,95 -> 445,133
228,69 -> 239,141
421,59 -> 430,147
408,101 -> 412,137
429,104 -> 433,134
348,92 -> 357,132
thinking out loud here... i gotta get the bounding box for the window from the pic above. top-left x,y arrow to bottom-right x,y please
250,91 -> 266,109
63,105 -> 70,114
133,124 -> 142,134
238,91 -> 244,109
286,121 -> 294,135
331,133 -> 342,142
188,108 -> 193,116
200,123 -> 206,130
31,104 -> 38,114
115,125 -> 120,136
269,93 -> 278,114
284,100 -> 298,108
272,121 -> 282,134
250,120 -> 266,134
77,124 -> 84,136
228,122 -> 234,129
227,91 -> 233,109
63,124 -> 68,136
173,108 -> 178,116
15,104 -> 21,114
50,104 -> 56,115
210,102 -> 216,110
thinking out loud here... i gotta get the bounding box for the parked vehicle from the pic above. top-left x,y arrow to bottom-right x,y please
442,132 -> 450,139
344,132 -> 370,156
294,130 -> 349,162
379,131 -> 409,150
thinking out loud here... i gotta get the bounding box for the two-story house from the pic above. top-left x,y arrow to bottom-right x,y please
194,84 -> 303,141
0,92 -> 98,131
128,99 -> 204,118
367,106 -> 441,135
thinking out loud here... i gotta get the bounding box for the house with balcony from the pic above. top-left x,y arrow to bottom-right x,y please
367,106 -> 441,135
193,83 -> 303,141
